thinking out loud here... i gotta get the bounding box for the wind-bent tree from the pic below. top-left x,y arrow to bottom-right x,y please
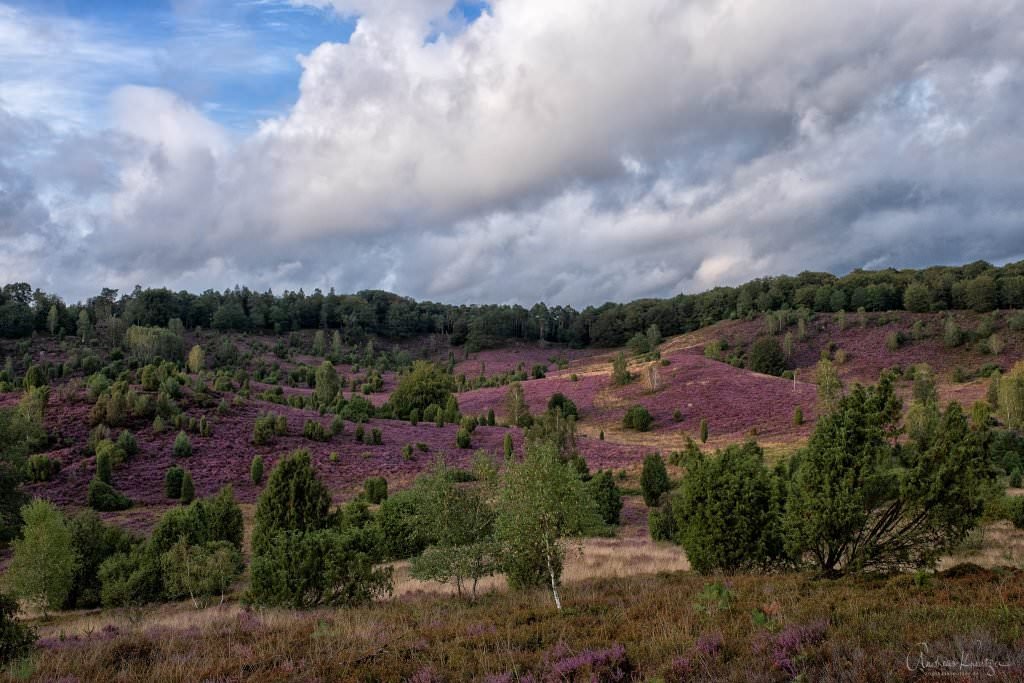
784,375 -> 990,574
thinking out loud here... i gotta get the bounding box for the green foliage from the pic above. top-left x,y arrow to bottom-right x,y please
903,282 -> 932,312
180,471 -> 195,503
186,345 -> 205,374
792,406 -> 804,426
0,592 -> 34,666
943,317 -> 963,348
546,393 -> 578,419
88,479 -> 131,512
117,430 -> 139,457
6,500 -> 78,616
389,361 -> 456,419
503,433 -> 513,459
371,428 -> 382,445
622,404 -> 653,432
161,538 -> 242,608
314,360 -> 340,406
125,325 -> 184,364
648,499 -> 677,542
248,527 -> 392,608
22,364 -> 46,389
251,455 -> 264,485
640,453 -> 671,507
364,476 -> 388,504
165,466 -> 185,498
251,449 -> 332,558
587,470 -> 623,525
303,419 -> 330,442
814,358 -> 843,415
673,442 -> 786,573
63,511 -> 137,610
456,427 -> 472,449
495,442 -> 599,608
173,431 -> 192,457
747,337 -> 786,376
25,454 -> 60,483
374,488 -> 433,561
409,457 -> 499,600
611,352 -> 631,386
785,376 -> 990,574
699,418 -> 709,444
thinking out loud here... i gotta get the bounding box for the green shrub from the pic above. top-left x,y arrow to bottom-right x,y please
673,442 -> 785,573
165,466 -> 185,499
355,425 -> 365,443
179,471 -> 195,503
547,392 -> 578,419
303,419 -> 330,442
88,479 -> 131,511
251,455 -> 264,485
364,477 -> 388,504
172,431 -> 192,457
623,405 -> 653,431
117,430 -> 139,457
371,428 -> 382,445
456,427 -> 471,449
587,470 -> 623,525
648,501 -> 677,542
748,337 -> 786,376
25,454 -> 61,482
640,453 -> 670,507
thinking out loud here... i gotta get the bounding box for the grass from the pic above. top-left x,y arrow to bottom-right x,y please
10,566 -> 1024,682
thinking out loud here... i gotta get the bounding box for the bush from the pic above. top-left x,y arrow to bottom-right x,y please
0,592 -> 34,665
251,450 -> 332,557
364,477 -> 388,504
700,418 -> 709,443
371,428 -> 383,445
331,415 -> 345,436
355,425 -> 365,443
180,471 -> 195,503
587,470 -> 623,525
673,442 -> 785,573
96,444 -> 113,484
648,500 -> 677,542
117,430 -> 139,457
25,454 -> 61,482
1010,468 -> 1022,488
63,511 -> 137,610
389,361 -> 456,420
456,427 -> 472,449
251,455 -> 264,485
303,419 -> 330,442
623,405 -> 653,432
640,453 -> 671,507
885,331 -> 904,351
672,409 -> 683,422
611,352 -> 631,385
547,392 -> 578,419
748,337 -> 786,376
793,406 -> 804,426
6,500 -> 78,617
88,478 -> 131,511
165,466 -> 185,499
531,364 -> 547,379
173,431 -> 192,457
1012,498 -> 1024,530
248,527 -> 392,608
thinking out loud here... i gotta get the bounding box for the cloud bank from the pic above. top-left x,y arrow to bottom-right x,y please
3,0 -> 1024,305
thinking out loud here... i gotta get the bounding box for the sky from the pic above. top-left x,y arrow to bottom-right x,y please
1,0 -> 1023,307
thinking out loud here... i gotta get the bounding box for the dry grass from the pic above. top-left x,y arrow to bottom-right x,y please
941,521 -> 1024,571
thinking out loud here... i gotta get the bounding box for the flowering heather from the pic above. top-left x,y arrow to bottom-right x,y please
452,344 -> 604,377
694,631 -> 724,659
769,621 -> 828,677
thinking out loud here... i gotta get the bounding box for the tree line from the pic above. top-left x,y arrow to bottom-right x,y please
3,260 -> 1024,346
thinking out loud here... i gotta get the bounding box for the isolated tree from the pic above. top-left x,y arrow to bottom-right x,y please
410,457 -> 499,600
250,455 -> 264,485
495,442 -> 598,609
165,466 -> 185,499
504,382 -> 531,427
815,358 -> 843,414
251,449 -> 332,557
587,470 -> 623,525
673,442 -> 785,574
623,405 -> 653,431
179,471 -> 195,504
503,433 -> 514,459
314,360 -> 340,406
611,352 -> 631,386
748,337 -> 786,376
784,376 -> 988,574
312,330 -> 326,357
186,345 -> 205,374
699,418 -> 709,444
46,304 -> 59,336
6,500 -> 79,617
640,453 -> 671,507
389,361 -> 456,420
547,393 -> 578,419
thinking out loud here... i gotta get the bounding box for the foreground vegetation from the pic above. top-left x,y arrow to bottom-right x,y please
6,567 -> 1023,682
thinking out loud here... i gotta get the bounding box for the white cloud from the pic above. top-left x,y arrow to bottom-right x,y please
6,0 -> 1024,305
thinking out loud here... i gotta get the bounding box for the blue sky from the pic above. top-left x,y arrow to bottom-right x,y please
0,0 -> 486,132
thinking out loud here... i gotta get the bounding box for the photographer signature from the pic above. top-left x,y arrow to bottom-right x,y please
906,642 -> 1015,677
